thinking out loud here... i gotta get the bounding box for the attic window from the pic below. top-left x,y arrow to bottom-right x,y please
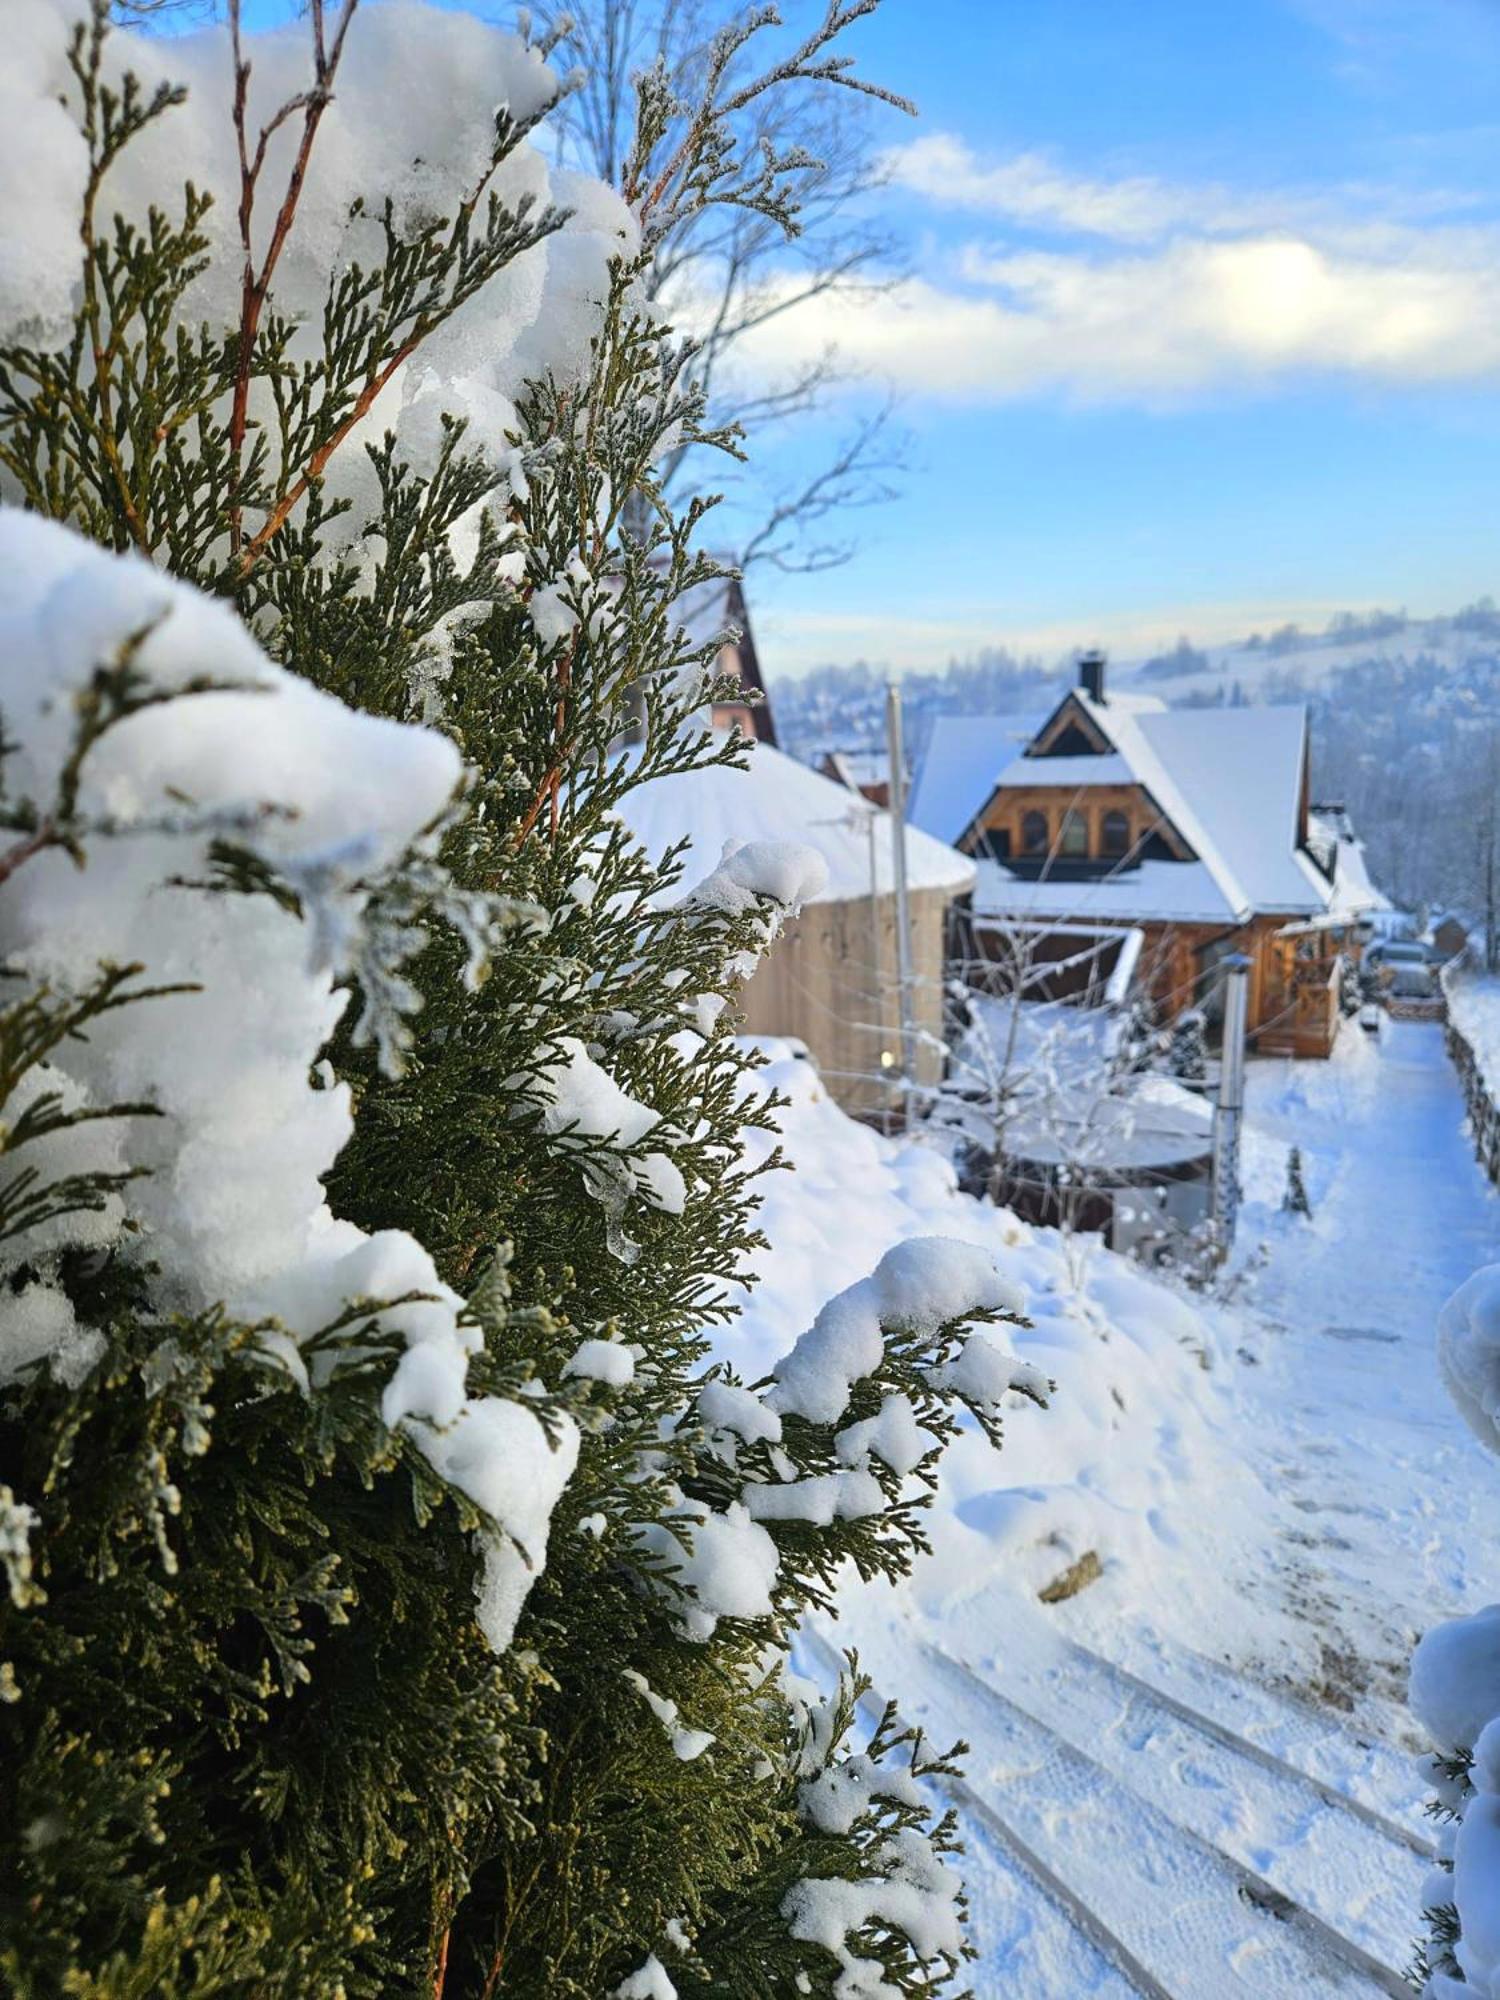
1021,810 -> 1049,855
1059,809 -> 1088,857
1041,722 -> 1101,758
1102,810 -> 1130,857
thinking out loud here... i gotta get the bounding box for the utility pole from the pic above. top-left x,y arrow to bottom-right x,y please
1211,954 -> 1250,1257
884,684 -> 917,1126
865,806 -> 895,1130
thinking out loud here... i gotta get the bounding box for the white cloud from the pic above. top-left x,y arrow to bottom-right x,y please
884,133 -> 1269,242
736,238 -> 1500,403
881,132 -> 1475,244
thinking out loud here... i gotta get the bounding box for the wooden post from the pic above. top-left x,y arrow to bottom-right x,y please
885,684 -> 917,1125
1212,954 -> 1250,1256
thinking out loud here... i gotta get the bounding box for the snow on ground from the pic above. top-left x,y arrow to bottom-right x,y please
1221,1021 -> 1499,1726
1447,966 -> 1500,1099
728,1040 -> 1255,1625
1112,618 -> 1498,707
733,1019 -> 1500,1995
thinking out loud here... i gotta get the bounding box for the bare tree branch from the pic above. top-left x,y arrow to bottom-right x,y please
737,394 -> 903,572
538,0 -> 913,572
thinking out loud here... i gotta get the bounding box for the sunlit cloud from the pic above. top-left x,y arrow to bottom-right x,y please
881,132 -> 1482,244
723,136 -> 1500,405
733,239 -> 1500,403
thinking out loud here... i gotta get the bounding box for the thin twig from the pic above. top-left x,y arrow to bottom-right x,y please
237,322 -> 421,571
226,0 -> 359,555
0,824 -> 60,893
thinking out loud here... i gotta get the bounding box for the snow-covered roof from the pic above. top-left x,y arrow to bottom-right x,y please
972,856 -> 1240,926
1004,1081 -> 1213,1173
1309,812 -> 1392,921
955,690 -> 1338,924
996,751 -> 1132,789
1119,703 -> 1322,917
617,734 -> 975,905
909,711 -> 1047,847
818,747 -> 888,787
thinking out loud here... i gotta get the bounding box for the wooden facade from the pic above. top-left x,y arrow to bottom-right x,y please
708,575 -> 777,746
1255,926 -> 1346,1058
737,883 -> 951,1124
970,778 -> 1190,869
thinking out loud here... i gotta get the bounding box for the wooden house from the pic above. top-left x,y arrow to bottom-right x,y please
817,748 -> 891,810
909,653 -> 1388,1060
617,736 -> 974,1122
670,570 -> 777,745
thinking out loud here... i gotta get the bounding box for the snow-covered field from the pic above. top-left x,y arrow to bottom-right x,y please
1111,615 -> 1498,708
734,1020 -> 1500,1995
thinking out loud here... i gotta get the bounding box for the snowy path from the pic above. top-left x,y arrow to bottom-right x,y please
1227,1018 -> 1500,1722
820,1020 -> 1500,1997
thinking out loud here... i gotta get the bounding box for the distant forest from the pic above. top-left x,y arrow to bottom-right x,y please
1306,651 -> 1500,921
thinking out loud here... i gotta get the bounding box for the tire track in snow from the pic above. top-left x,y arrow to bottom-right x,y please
914,1641 -> 1412,1998
1047,1636 -> 1431,1855
922,1633 -> 1425,1976
1098,1636 -> 1427,1836
800,1625 -> 1176,2000
836,1617 -> 1407,1998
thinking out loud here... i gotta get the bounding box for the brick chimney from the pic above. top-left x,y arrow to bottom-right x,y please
1078,648 -> 1107,703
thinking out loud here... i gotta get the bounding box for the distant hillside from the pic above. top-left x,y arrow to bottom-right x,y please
1117,603 -> 1500,710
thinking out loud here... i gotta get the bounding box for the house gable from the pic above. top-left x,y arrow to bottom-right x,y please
1029,692 -> 1114,759
952,689 -> 1197,867
961,775 -> 1197,869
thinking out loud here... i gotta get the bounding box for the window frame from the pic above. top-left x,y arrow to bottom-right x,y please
1101,809 -> 1130,858
1058,807 -> 1089,858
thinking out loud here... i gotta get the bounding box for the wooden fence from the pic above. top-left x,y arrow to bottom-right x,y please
1445,966 -> 1500,1188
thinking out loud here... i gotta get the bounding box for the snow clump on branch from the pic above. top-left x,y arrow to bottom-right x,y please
1413,1267 -> 1500,1994
0,510 -> 574,1650
1,0 -> 637,519
768,1237 -> 1027,1427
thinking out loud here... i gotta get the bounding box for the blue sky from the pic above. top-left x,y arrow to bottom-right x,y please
728,0 -> 1500,673
220,0 -> 1500,674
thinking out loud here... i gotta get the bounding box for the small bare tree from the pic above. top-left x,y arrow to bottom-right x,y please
924,786 -> 1227,1291
539,0 -> 914,571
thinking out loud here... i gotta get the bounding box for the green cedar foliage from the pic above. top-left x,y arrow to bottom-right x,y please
1411,1746 -> 1468,1990
0,6 -> 1046,1994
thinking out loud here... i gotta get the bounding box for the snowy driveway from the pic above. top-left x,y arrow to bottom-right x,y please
825,1020 -> 1500,1997
1229,1018 -> 1500,1722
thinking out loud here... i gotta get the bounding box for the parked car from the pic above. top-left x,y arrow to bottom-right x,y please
1367,941 -> 1436,999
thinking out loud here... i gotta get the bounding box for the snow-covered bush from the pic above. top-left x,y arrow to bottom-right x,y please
1281,1144 -> 1312,1218
0,4 -> 1049,1993
1167,1007 -> 1209,1084
1412,1267 -> 1500,1994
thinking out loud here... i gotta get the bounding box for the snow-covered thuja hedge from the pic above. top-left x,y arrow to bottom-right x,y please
1411,1269 -> 1500,1997
0,3 -> 1051,1995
